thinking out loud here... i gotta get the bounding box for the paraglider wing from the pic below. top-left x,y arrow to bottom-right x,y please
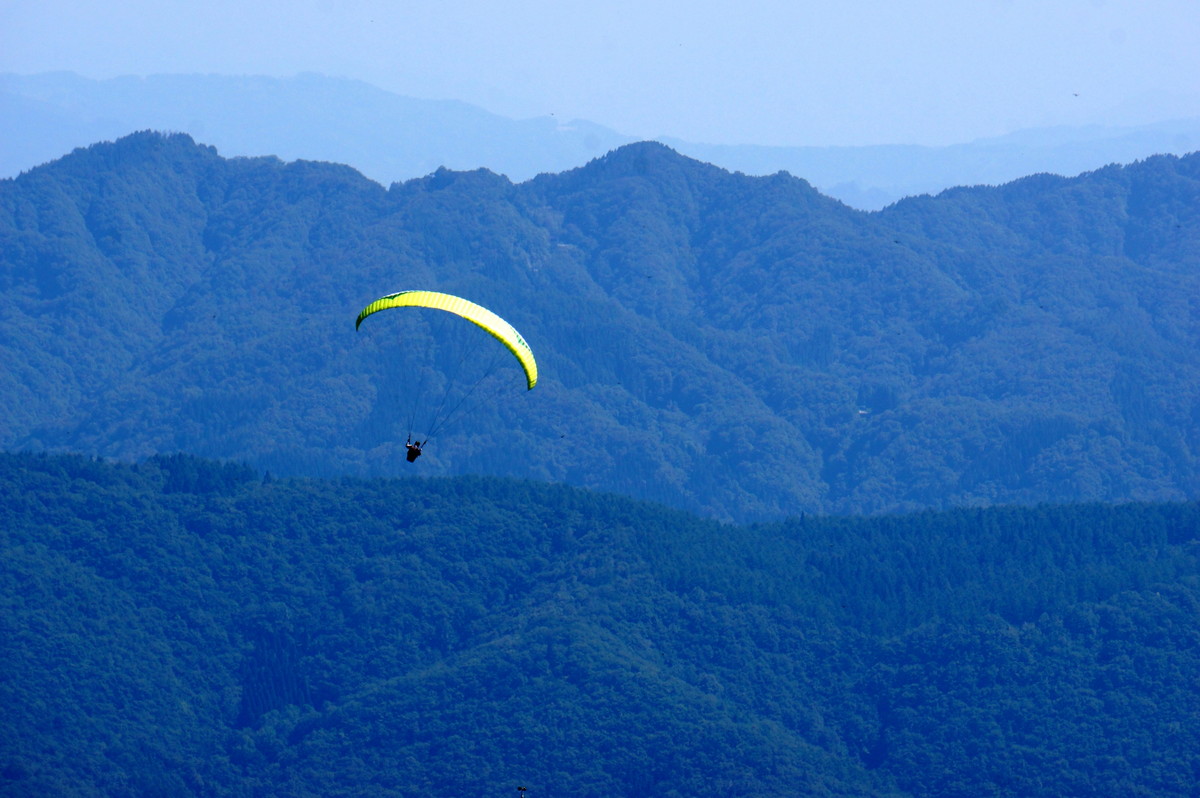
356,290 -> 538,389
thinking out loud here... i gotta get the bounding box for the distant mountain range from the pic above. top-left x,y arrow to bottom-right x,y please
2,132 -> 1197,521
3,71 -> 1198,209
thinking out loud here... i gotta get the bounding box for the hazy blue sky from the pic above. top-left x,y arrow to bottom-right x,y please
3,0 -> 1198,147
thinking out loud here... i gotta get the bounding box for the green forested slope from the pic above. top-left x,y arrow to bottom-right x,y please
2,453 -> 1198,796
1,133 -> 1198,520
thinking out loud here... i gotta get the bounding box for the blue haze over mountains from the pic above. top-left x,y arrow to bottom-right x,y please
3,71 -> 1199,210
5,67 -> 1200,795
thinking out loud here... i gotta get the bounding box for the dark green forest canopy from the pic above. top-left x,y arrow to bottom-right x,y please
1,131 -> 1198,521
1,452 -> 1198,796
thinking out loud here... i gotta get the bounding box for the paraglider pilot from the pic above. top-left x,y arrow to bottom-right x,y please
406,437 -> 425,463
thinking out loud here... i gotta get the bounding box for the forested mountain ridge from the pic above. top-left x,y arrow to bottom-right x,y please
2,452 -> 1198,795
1,132 -> 1198,521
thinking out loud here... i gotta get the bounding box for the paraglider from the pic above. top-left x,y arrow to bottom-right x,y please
357,290 -> 536,388
356,290 -> 538,461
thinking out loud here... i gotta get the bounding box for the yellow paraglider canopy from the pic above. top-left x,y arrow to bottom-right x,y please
356,290 -> 537,390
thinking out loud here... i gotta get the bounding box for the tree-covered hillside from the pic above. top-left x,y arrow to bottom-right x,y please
1,132 -> 1198,520
1,453 -> 1198,796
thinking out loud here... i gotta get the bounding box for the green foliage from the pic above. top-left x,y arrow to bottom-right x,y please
2,134 -> 1199,522
2,452 -> 1199,795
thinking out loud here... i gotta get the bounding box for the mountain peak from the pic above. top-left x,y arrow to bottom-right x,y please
583,140 -> 713,178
